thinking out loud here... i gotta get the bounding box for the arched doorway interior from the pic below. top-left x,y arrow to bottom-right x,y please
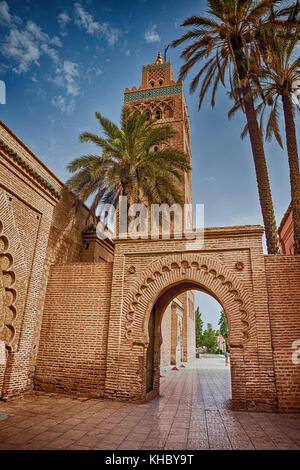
144,282 -> 231,402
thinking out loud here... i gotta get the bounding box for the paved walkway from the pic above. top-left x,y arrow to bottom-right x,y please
0,356 -> 299,450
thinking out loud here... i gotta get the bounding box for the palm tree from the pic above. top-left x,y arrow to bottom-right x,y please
66,106 -> 191,232
233,33 -> 300,253
171,0 -> 280,253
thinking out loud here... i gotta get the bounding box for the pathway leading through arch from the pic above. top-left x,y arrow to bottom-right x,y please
0,355 -> 299,450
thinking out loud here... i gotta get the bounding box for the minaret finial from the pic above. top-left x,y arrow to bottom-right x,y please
155,51 -> 163,64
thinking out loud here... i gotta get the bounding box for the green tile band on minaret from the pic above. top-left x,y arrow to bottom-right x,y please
124,85 -> 183,102
142,63 -> 170,71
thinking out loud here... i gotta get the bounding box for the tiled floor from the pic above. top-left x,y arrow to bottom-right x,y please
0,356 -> 299,450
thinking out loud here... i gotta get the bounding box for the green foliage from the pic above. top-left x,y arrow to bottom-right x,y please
218,309 -> 229,352
202,322 -> 218,353
170,0 -> 288,111
66,106 -> 191,224
195,309 -> 230,353
195,306 -> 204,347
171,0 -> 297,255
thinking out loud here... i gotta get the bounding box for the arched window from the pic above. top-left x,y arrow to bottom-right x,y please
155,110 -> 161,120
150,81 -> 155,88
154,146 -> 159,152
164,107 -> 173,118
159,80 -> 163,86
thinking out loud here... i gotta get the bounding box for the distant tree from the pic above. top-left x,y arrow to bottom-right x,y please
195,307 -> 204,347
218,309 -> 229,352
202,323 -> 218,353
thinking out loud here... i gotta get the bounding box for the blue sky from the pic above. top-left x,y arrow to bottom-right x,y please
0,0 -> 298,329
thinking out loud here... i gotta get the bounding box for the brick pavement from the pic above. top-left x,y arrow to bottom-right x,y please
0,356 -> 299,450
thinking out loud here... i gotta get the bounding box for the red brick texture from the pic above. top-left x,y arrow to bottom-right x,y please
0,121 -> 111,400
104,228 -> 278,411
1,100 -> 299,414
34,262 -> 113,397
0,121 -> 63,399
265,255 -> 300,412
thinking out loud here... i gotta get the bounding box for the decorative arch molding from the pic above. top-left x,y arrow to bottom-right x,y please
123,253 -> 253,348
0,193 -> 28,352
0,220 -> 17,351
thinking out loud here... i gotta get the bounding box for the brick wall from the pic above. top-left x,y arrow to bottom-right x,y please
265,255 -> 300,412
160,303 -> 172,367
0,121 -> 62,398
0,121 -> 114,399
45,188 -> 88,267
34,262 -> 113,397
180,290 -> 195,363
104,229 -> 279,410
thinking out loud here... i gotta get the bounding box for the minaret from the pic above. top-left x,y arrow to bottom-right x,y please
125,55 -> 195,372
124,52 -> 193,206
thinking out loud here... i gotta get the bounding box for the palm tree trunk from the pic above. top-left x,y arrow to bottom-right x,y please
231,39 -> 278,254
281,93 -> 300,254
241,82 -> 279,254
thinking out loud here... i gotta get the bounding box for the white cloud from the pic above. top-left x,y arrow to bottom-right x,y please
100,22 -> 121,46
144,24 -> 160,44
58,11 -> 71,37
74,2 -> 100,35
0,10 -> 62,74
52,60 -> 80,97
87,66 -> 102,76
0,1 -> 21,26
52,95 -> 75,113
74,2 -> 121,46
125,49 -> 130,56
204,176 -> 216,182
0,2 -> 81,112
41,44 -> 60,62
2,27 -> 41,74
85,66 -> 102,85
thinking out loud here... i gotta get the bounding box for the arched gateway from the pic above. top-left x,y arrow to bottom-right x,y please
104,226 -> 278,411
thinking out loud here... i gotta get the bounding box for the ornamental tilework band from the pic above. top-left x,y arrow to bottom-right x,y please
124,85 -> 182,102
142,63 -> 170,71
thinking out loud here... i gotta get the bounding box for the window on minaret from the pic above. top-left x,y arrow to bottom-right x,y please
150,81 -> 155,87
159,80 -> 163,86
155,110 -> 161,120
165,107 -> 173,118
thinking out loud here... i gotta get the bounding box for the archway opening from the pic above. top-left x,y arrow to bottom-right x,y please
145,282 -> 232,408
